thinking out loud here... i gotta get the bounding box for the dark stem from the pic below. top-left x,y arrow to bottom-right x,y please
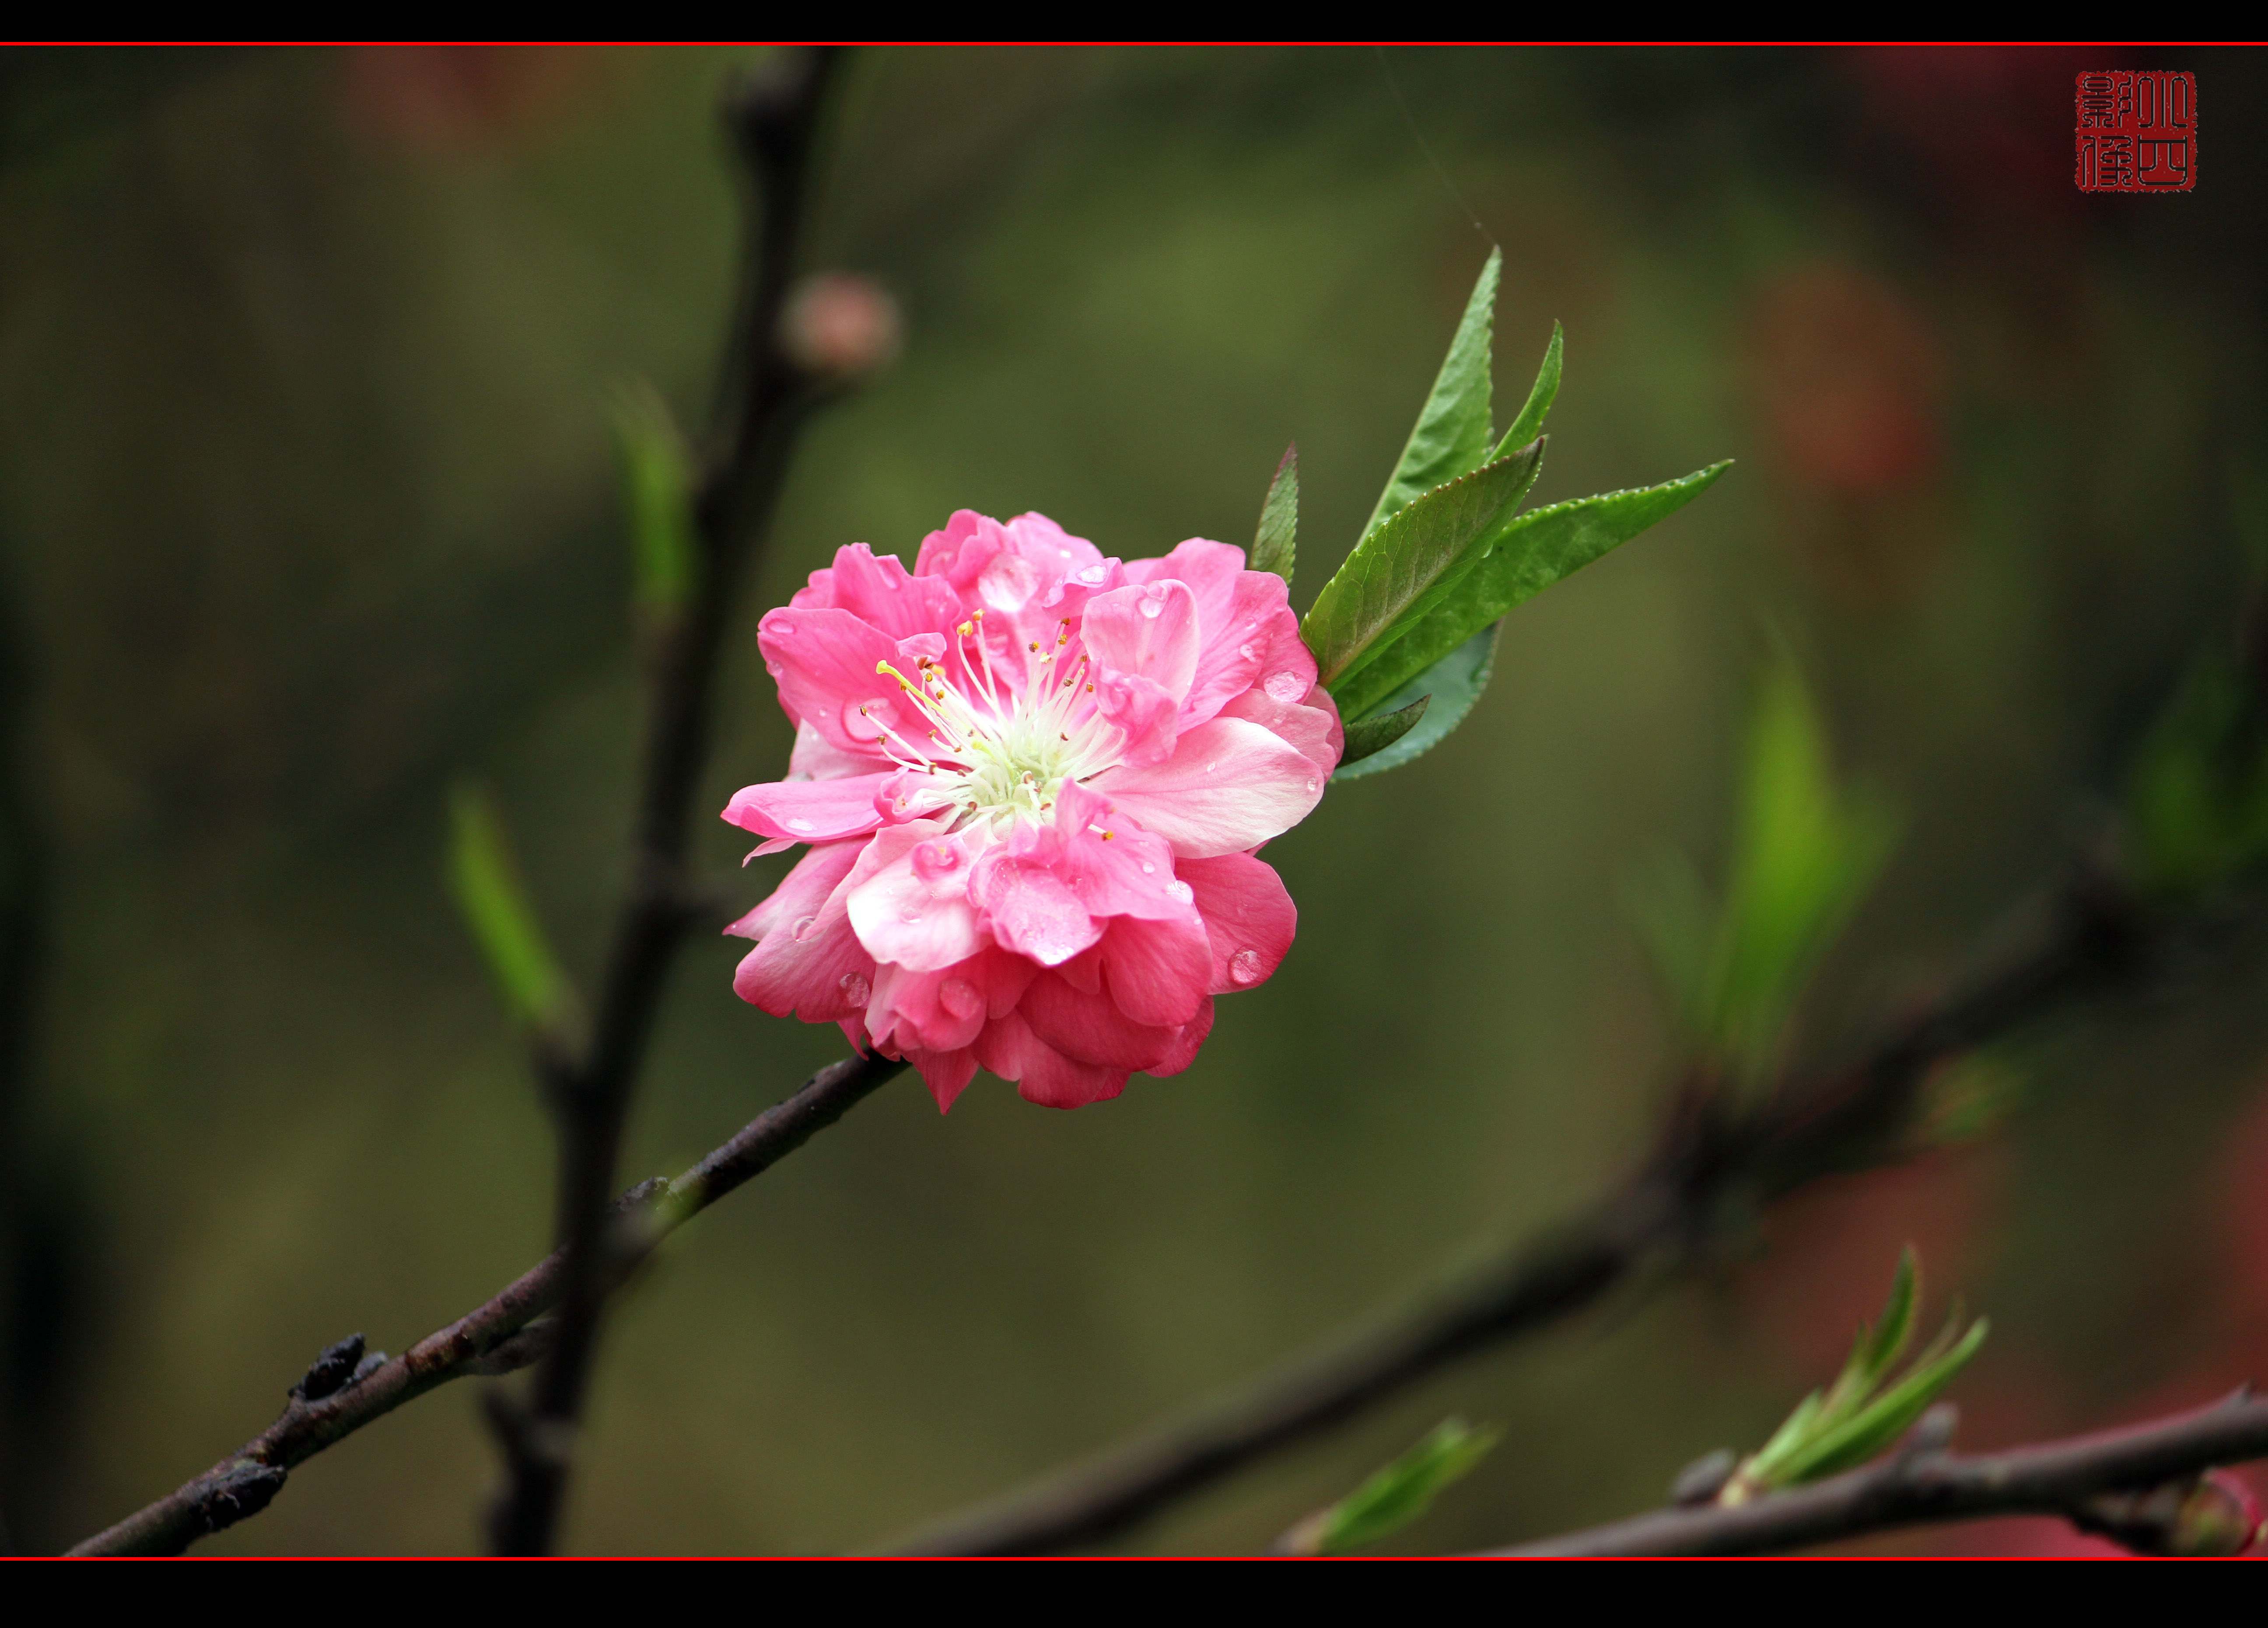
890,868 -> 2157,1555
1496,1391 -> 2268,1556
483,47 -> 844,1557
66,1051 -> 905,1557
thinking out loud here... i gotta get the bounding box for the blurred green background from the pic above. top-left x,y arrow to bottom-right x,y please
4,45 -> 2268,1555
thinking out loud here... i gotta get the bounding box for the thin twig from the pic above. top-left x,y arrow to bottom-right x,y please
1495,1390 -> 2268,1556
485,46 -> 844,1556
65,1051 -> 905,1557
889,867 -> 2161,1554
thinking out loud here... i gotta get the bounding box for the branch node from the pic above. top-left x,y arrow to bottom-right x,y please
1900,1401 -> 1959,1462
199,1460 -> 288,1536
1670,1449 -> 1736,1506
289,1333 -> 367,1404
468,1317 -> 557,1378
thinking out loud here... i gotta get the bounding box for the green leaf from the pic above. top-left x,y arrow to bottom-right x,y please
2124,657 -> 2268,898
1359,248 -> 1502,541
1334,622 -> 1499,781
1857,1247 -> 1920,1388
1250,442 -> 1298,583
1303,444 -> 1544,695
1816,1247 -> 1919,1430
1774,1317 -> 1988,1485
1740,1389 -> 1825,1492
1728,1250 -> 1989,1502
1632,655 -> 1898,1086
1494,320 -> 1563,458
1336,461 -> 1729,723
1310,1418 -> 1500,1554
1707,659 -> 1899,1081
1339,694 -> 1429,769
612,382 -> 699,620
448,783 -> 573,1035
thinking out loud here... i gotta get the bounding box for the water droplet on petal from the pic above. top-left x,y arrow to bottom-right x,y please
1239,642 -> 1258,660
940,977 -> 980,1019
790,915 -> 818,942
1165,880 -> 1194,905
773,623 -> 795,636
786,817 -> 815,832
838,971 -> 871,1005
1228,948 -> 1264,985
1138,595 -> 1163,619
1140,861 -> 1155,874
1264,671 -> 1306,704
1305,778 -> 1320,795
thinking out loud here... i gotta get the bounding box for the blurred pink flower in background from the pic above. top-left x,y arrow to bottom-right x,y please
723,510 -> 1340,1111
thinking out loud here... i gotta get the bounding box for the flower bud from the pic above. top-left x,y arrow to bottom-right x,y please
2180,1471 -> 2267,1556
780,273 -> 902,380
2080,1470 -> 2266,1555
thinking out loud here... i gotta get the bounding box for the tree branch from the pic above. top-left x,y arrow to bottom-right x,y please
889,865 -> 2165,1554
1495,1391 -> 2268,1556
486,46 -> 845,1556
65,1051 -> 905,1557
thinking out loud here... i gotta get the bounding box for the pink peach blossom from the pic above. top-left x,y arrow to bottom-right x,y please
723,510 -> 1341,1111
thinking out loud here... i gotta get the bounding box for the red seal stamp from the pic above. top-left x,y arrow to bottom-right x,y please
2075,71 -> 2196,192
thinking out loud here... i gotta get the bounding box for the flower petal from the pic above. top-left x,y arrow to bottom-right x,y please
721,772 -> 894,845
1092,670 -> 1180,766
1021,970 -> 1181,1070
731,848 -> 873,1024
975,1008 -> 1130,1109
906,1045 -> 978,1113
1089,716 -> 1326,858
1082,579 -> 1200,706
845,823 -> 988,972
1178,851 -> 1297,992
1145,996 -> 1214,1078
787,719 -> 887,782
1047,781 -> 1192,922
1218,682 -> 1343,780
793,543 -> 966,639
1123,540 -> 1289,728
724,838 -> 863,943
1099,912 -> 1213,1028
866,958 -> 991,1055
759,606 -> 941,755
970,839 -> 1102,967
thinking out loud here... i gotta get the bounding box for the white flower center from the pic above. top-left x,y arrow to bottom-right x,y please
864,611 -> 1123,831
